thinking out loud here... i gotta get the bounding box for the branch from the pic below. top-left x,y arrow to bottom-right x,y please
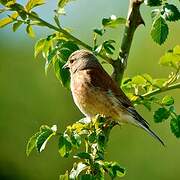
26,12 -> 114,65
112,0 -> 144,84
141,82 -> 180,98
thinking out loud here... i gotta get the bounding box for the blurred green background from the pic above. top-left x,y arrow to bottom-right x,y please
0,0 -> 180,179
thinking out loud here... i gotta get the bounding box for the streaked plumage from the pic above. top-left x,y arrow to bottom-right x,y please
63,49 -> 164,146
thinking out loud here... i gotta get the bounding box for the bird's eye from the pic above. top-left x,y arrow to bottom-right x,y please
70,59 -> 75,64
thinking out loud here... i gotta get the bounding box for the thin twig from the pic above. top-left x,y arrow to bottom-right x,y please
25,12 -> 114,65
142,82 -> 180,98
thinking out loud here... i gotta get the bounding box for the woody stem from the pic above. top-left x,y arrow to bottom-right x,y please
112,0 -> 144,84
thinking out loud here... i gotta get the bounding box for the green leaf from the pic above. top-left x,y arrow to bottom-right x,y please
174,45 -> 180,54
102,15 -> 126,28
151,9 -> 160,19
26,0 -> 45,12
151,16 -> 169,45
71,132 -> 81,148
162,3 -> 180,22
153,107 -> 170,123
79,174 -> 95,180
34,38 -> 46,58
45,48 -> 58,74
54,59 -> 70,88
58,40 -> 79,61
103,162 -> 126,178
57,0 -> 74,15
170,115 -> 180,138
12,21 -> 22,32
103,40 -> 115,55
162,96 -> 174,106
0,0 -> 16,6
74,152 -> 91,160
88,132 -> 96,143
93,28 -> 104,36
59,171 -> 69,180
159,47 -> 180,69
26,132 -> 41,156
97,132 -> 106,152
26,24 -> 35,38
36,127 -> 55,152
58,0 -> 72,8
153,78 -> 166,88
0,12 -> 18,28
58,133 -> 72,157
132,75 -> 147,86
69,162 -> 87,179
144,0 -> 162,6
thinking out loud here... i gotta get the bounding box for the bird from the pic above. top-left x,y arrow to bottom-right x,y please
63,49 -> 164,146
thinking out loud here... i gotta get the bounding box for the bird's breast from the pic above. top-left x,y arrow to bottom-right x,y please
70,70 -> 126,121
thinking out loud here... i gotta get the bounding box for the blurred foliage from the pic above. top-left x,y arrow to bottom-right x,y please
0,0 -> 180,179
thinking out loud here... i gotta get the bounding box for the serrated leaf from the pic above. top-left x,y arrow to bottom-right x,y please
0,12 -> 18,28
34,38 -> 46,58
144,0 -> 162,6
102,15 -> 126,28
162,96 -> 174,106
151,16 -> 169,45
153,107 -> 170,123
54,59 -> 70,88
69,162 -> 87,179
26,132 -> 41,156
74,152 -> 91,160
58,134 -> 72,157
26,24 -> 35,38
170,115 -> 180,138
12,20 -> 22,32
26,0 -> 45,12
36,128 -> 55,152
162,3 -> 180,22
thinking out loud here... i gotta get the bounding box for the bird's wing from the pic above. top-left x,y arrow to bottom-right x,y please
88,68 -> 132,107
87,68 -> 165,146
87,68 -> 149,127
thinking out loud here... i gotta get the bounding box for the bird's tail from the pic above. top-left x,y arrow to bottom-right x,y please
127,107 -> 165,146
136,121 -> 165,146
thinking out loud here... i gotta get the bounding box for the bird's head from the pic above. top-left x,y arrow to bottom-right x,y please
63,49 -> 100,74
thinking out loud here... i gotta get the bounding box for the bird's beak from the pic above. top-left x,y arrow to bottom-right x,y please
63,62 -> 69,69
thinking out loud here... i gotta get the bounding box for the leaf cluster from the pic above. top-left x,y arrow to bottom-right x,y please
122,45 -> 180,137
27,116 -> 125,179
144,0 -> 180,44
